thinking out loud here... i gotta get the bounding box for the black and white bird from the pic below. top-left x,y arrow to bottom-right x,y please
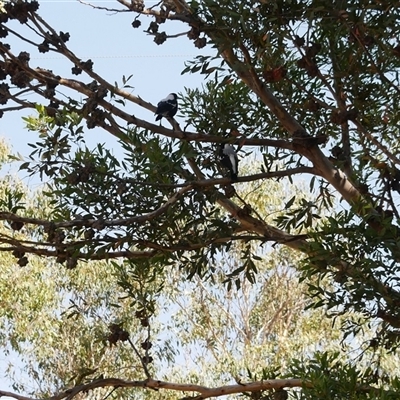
219,143 -> 239,181
155,93 -> 178,122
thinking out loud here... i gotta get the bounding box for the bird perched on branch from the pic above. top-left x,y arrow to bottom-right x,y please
155,93 -> 178,122
219,143 -> 239,181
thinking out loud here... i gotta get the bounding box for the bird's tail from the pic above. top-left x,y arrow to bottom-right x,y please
231,171 -> 238,182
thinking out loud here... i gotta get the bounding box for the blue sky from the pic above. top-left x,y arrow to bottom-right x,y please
0,0 -> 213,391
0,0 -> 213,158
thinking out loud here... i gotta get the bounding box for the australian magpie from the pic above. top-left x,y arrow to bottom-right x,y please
155,93 -> 178,121
219,143 -> 239,181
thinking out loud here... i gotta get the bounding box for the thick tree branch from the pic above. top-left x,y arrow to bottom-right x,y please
0,40 -> 296,151
217,44 -> 361,206
0,377 -> 307,400
78,0 -> 399,217
180,145 -> 310,251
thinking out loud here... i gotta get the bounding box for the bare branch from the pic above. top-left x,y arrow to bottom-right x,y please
146,30 -> 191,39
127,338 -> 151,379
0,377 -> 307,400
77,0 -> 129,13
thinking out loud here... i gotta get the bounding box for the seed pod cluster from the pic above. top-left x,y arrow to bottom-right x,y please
135,309 -> 150,327
66,162 -> 96,185
10,220 -> 24,231
107,323 -> 130,346
47,229 -> 66,245
154,32 -> 167,45
131,0 -> 144,12
132,19 -> 141,28
13,249 -> 28,267
4,1 -> 39,24
0,83 -> 10,104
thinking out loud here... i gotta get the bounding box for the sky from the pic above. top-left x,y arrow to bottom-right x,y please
0,0 -> 213,165
0,0 -> 213,392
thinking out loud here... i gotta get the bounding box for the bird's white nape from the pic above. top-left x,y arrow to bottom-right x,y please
161,93 -> 177,102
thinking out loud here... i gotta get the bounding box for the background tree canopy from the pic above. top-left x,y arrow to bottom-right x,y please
1,0 -> 400,398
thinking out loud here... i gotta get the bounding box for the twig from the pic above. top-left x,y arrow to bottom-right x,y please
354,120 -> 400,166
101,387 -> 120,400
127,338 -> 151,379
146,30 -> 191,39
77,0 -> 128,13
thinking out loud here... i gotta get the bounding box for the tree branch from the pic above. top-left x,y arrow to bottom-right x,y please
0,377 -> 307,400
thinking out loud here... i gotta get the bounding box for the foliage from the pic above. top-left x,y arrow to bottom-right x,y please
0,0 -> 400,399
